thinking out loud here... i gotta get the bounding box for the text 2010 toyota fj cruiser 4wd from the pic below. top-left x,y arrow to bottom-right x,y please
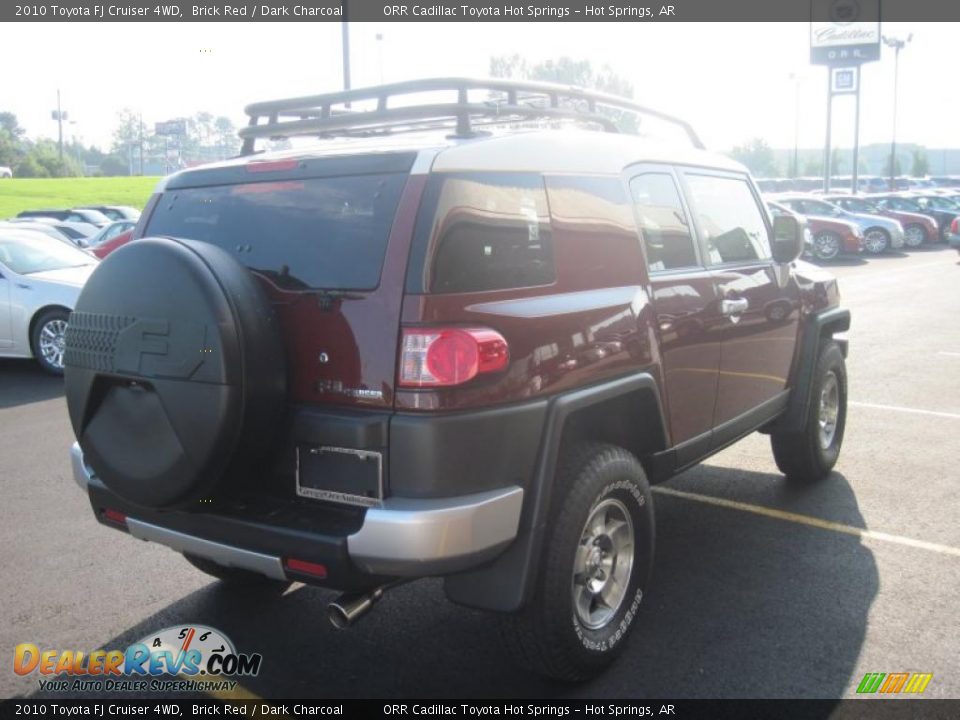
65,79 -> 849,681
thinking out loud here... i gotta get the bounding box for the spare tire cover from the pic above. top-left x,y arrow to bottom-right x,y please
64,237 -> 285,508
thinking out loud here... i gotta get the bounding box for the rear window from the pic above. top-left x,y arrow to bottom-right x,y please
407,173 -> 554,294
144,174 -> 407,291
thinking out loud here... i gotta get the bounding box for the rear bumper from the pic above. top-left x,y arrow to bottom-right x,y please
71,442 -> 523,584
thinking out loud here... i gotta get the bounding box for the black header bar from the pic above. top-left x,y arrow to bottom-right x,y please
3,0 -> 960,23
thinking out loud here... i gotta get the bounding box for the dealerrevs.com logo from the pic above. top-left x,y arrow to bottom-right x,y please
14,625 -> 262,693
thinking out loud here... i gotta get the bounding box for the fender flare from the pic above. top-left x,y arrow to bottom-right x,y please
443,372 -> 667,612
768,306 -> 850,435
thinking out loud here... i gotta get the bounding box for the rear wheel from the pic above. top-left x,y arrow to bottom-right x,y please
498,444 -> 654,681
771,341 -> 847,483
863,228 -> 890,254
183,553 -> 291,590
31,309 -> 70,375
903,223 -> 926,248
813,231 -> 842,261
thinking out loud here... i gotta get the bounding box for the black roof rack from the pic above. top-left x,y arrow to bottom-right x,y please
239,77 -> 704,155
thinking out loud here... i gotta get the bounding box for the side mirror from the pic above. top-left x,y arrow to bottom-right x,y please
772,214 -> 804,263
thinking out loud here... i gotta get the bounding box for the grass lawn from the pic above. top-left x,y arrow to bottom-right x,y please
0,177 -> 159,218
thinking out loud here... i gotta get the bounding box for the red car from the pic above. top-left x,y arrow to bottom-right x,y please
802,216 -> 864,261
91,229 -> 133,259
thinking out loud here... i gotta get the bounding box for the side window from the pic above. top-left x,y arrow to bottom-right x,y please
629,172 -> 698,272
413,173 -> 555,294
65,214 -> 85,223
685,174 -> 771,265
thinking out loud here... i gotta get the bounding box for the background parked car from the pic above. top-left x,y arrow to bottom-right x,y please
77,205 -> 141,222
91,228 -> 134,259
948,217 -> 960,254
84,220 -> 137,250
824,194 -> 938,248
0,229 -> 98,374
6,217 -> 98,245
16,208 -> 112,228
775,195 -> 898,255
765,200 -> 863,261
0,166 -> 12,178
0,220 -> 80,246
870,193 -> 959,241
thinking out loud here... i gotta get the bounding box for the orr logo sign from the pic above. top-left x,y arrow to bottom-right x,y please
810,0 -> 881,66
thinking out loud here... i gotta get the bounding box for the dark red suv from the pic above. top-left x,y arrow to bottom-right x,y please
64,79 -> 850,681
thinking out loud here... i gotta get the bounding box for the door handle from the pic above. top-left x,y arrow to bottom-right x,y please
721,297 -> 749,316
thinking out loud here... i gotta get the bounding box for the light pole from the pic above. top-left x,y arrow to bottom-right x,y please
51,89 -> 68,163
376,32 -> 385,84
883,34 -> 912,191
789,72 -> 800,178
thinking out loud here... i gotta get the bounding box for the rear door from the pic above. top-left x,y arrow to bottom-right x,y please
627,165 -> 722,449
679,169 -> 799,432
141,154 -> 420,409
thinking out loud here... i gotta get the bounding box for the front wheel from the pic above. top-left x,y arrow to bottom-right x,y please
770,341 -> 847,483
813,231 -> 842,261
31,309 -> 70,375
863,228 -> 890,254
498,444 -> 654,681
903,223 -> 927,248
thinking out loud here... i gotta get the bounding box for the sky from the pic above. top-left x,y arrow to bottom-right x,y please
1,21 -> 956,154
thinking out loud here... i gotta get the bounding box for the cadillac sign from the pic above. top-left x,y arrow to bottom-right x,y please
810,0 -> 881,66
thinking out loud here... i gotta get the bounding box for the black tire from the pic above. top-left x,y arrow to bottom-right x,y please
31,308 -> 70,376
183,553 -> 291,590
771,341 -> 847,483
498,444 -> 654,681
903,223 -> 927,248
863,227 -> 890,255
812,231 -> 842,262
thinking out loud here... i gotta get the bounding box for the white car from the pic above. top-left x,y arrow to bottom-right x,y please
0,166 -> 12,178
0,229 -> 98,374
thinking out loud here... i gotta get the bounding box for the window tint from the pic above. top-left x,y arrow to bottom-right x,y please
410,173 -> 554,294
145,174 -> 407,291
629,172 -> 698,272
686,174 -> 771,264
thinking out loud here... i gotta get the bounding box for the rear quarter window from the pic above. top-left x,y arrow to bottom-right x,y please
408,173 -> 555,294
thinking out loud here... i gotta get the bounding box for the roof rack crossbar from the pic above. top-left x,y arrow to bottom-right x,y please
239,77 -> 704,155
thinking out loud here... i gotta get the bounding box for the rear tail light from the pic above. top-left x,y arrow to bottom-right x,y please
951,217 -> 959,233
101,508 -> 128,527
283,558 -> 328,579
399,327 -> 509,388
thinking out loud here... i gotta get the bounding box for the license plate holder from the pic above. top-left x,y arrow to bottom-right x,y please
295,446 -> 383,508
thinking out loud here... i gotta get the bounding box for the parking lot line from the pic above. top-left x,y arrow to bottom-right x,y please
849,400 -> 960,420
652,486 -> 960,558
838,258 -> 956,284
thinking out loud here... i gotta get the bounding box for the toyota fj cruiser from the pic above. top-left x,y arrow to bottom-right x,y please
64,79 -> 849,681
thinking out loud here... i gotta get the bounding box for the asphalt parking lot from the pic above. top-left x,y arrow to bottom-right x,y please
1,246 -> 958,700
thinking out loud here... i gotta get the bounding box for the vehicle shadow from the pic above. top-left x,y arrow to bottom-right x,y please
0,359 -> 64,409
27,468 -> 877,700
812,257 -> 867,267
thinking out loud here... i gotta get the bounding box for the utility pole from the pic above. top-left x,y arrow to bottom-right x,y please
138,113 -> 144,176
789,73 -> 800,178
53,89 -> 67,163
883,34 -> 912,191
341,21 -> 351,107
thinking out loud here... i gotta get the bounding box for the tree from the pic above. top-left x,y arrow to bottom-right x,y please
730,138 -> 779,177
831,148 -> 846,175
884,154 -> 902,177
803,157 -> 824,176
17,139 -> 82,177
911,148 -> 929,177
489,54 -> 637,131
0,111 -> 27,168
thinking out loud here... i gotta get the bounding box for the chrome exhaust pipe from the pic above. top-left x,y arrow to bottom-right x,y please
327,587 -> 386,629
